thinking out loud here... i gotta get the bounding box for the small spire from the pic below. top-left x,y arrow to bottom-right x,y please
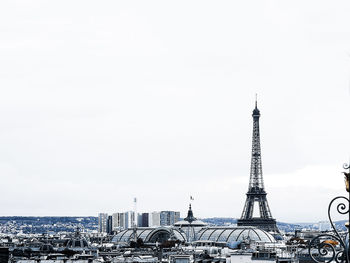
184,203 -> 197,224
75,226 -> 80,237
252,94 -> 260,117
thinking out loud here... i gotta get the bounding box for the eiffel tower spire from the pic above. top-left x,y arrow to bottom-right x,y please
237,99 -> 279,232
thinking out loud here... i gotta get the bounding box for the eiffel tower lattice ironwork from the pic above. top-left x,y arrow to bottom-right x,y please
237,100 -> 279,233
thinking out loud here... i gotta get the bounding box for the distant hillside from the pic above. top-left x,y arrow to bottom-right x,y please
276,222 -> 303,232
0,216 -> 97,234
0,216 -> 97,224
201,217 -> 237,226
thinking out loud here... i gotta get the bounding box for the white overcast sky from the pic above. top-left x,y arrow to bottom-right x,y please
0,0 -> 350,223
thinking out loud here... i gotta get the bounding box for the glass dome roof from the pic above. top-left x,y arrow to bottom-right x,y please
112,226 -> 276,244
112,227 -> 186,244
197,226 -> 276,243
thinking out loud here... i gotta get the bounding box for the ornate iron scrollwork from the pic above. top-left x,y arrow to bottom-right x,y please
308,163 -> 350,263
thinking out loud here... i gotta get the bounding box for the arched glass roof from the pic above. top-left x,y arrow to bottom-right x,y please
112,227 -> 186,244
197,227 -> 275,243
199,229 -> 216,240
112,226 -> 275,244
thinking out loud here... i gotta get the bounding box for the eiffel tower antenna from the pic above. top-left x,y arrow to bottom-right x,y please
237,99 -> 279,233
255,93 -> 257,108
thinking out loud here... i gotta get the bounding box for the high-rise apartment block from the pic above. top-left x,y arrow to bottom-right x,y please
106,215 -> 113,234
98,213 -> 108,233
112,213 -> 125,230
160,211 -> 180,226
149,211 -> 161,226
125,211 -> 136,228
141,213 -> 149,227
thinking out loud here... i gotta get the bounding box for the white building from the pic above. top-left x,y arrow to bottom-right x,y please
98,213 -> 108,233
111,212 -> 137,230
125,211 -> 136,228
112,213 -> 126,230
149,211 -> 161,227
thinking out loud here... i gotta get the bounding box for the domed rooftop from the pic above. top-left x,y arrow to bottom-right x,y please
66,227 -> 89,249
66,238 -> 89,249
174,204 -> 207,227
40,244 -> 54,252
197,226 -> 276,243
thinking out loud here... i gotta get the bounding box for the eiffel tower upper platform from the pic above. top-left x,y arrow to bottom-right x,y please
237,100 -> 279,233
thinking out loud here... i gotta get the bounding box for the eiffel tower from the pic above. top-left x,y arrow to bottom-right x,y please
237,100 -> 279,233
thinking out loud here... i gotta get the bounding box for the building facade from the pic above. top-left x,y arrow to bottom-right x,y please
98,213 -> 108,233
140,213 -> 149,227
160,211 -> 180,226
106,215 -> 113,234
150,212 -> 161,227
112,213 -> 126,230
125,211 -> 136,228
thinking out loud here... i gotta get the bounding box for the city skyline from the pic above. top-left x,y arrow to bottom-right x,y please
0,1 -> 349,222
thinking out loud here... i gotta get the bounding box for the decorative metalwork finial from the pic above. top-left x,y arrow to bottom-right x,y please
343,162 -> 350,192
308,162 -> 350,263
